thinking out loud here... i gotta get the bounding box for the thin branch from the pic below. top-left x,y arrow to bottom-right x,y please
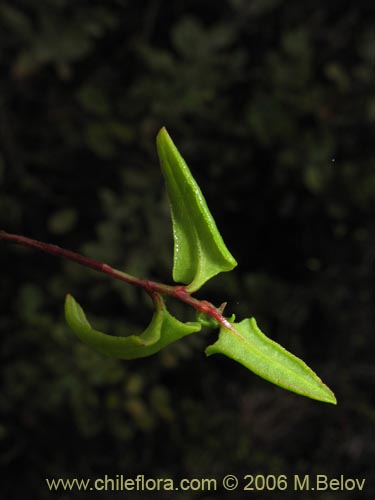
0,230 -> 236,332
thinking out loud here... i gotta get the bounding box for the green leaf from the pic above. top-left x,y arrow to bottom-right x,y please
156,127 -> 237,292
206,318 -> 337,404
65,293 -> 201,360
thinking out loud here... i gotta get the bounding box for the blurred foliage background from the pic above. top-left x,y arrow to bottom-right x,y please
0,0 -> 373,498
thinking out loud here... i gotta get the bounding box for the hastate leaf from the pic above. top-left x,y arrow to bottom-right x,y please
156,127 -> 237,292
65,294 -> 201,359
206,318 -> 336,404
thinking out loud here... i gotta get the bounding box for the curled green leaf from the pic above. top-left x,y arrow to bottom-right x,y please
156,127 -> 237,292
206,318 -> 336,404
65,293 -> 201,359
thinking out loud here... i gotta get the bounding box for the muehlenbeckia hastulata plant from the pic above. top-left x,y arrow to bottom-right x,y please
0,127 -> 336,404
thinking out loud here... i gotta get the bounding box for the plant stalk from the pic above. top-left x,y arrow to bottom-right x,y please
0,230 -> 235,332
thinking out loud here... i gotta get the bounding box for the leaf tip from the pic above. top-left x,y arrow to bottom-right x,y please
65,292 -> 72,303
156,126 -> 169,144
64,293 -> 72,314
319,387 -> 337,405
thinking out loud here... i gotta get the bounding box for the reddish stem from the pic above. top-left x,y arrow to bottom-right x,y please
0,230 -> 235,332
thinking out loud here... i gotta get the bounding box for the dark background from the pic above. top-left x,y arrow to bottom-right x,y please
0,1 -> 373,498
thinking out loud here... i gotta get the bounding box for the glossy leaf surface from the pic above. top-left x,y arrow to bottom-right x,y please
206,318 -> 336,404
156,127 -> 237,291
65,294 -> 201,359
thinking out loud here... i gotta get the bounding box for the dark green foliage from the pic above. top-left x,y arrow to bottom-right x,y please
0,1 -> 373,498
